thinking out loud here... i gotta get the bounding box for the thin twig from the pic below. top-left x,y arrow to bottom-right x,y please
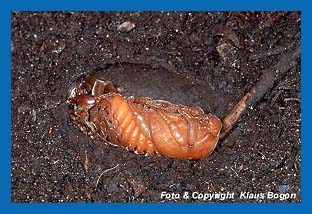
284,97 -> 301,103
249,46 -> 287,61
95,164 -> 120,189
220,86 -> 256,139
84,150 -> 89,174
220,42 -> 300,139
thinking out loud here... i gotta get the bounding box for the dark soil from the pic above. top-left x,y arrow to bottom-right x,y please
11,12 -> 301,202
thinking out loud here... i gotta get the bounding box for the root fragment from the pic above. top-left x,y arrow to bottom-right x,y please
220,42 -> 300,139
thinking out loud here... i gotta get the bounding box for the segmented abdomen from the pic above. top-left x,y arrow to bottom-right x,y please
105,94 -> 221,159
108,95 -> 156,155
